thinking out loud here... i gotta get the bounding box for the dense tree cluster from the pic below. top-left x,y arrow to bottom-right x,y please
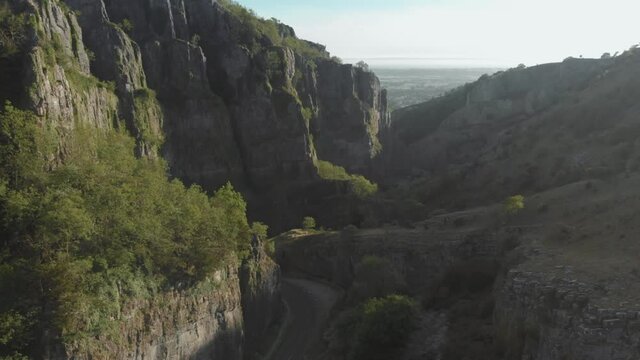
0,104 -> 252,357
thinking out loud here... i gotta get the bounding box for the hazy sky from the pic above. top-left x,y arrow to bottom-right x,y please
239,0 -> 640,68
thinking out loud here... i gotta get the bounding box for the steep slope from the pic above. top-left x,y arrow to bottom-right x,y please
381,52 -> 640,213
63,0 -> 388,231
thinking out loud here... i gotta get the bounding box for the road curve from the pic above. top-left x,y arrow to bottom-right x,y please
268,277 -> 342,360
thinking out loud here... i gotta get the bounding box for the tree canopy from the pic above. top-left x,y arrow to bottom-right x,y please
0,104 -> 251,357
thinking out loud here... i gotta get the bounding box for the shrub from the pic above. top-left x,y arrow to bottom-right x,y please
302,216 -> 316,230
251,222 -> 269,239
0,3 -> 28,59
190,34 -> 201,47
119,18 -> 133,34
504,195 -> 525,214
349,256 -> 405,303
350,295 -> 417,360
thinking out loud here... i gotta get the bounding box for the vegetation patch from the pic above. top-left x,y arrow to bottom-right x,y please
133,88 -> 164,147
218,0 -> 328,60
315,160 -> 378,198
0,104 -> 252,357
302,216 -> 316,230
0,3 -> 28,60
328,295 -> 418,360
504,195 -> 525,214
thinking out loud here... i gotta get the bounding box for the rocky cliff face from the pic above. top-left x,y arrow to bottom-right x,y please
57,0 -> 389,231
495,269 -> 640,360
56,263 -> 245,360
51,242 -> 280,360
4,0 -> 390,232
315,60 -> 389,174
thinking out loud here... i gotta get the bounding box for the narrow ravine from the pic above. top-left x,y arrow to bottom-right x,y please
269,278 -> 342,360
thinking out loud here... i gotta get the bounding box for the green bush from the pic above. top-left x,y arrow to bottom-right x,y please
0,104 -> 251,355
350,295 -> 418,360
329,295 -> 418,360
118,18 -> 133,34
349,256 -> 405,303
504,195 -> 525,214
302,216 -> 316,230
0,3 -> 28,60
251,222 -> 269,239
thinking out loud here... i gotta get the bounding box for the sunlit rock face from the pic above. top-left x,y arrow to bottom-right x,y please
58,0 -> 388,231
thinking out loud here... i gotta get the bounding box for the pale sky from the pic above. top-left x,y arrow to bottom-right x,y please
239,0 -> 640,68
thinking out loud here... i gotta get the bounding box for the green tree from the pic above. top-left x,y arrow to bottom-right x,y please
0,4 -> 27,59
349,256 -> 405,303
504,195 -> 525,214
350,295 -> 417,360
302,216 -> 316,230
0,103 -> 51,187
119,19 -> 134,34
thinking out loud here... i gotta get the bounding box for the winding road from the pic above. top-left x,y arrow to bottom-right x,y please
268,277 -> 342,360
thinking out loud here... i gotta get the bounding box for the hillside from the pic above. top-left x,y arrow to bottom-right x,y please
379,52 -> 640,213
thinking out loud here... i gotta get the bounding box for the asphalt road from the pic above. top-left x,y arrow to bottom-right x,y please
268,278 -> 342,360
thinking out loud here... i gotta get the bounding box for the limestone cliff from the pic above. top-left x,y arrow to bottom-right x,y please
50,243 -> 280,360
2,1 -> 284,359
54,263 -> 245,360
61,0 -> 389,231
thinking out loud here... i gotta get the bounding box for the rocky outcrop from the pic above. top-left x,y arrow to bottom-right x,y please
15,0 -> 162,158
21,0 -> 119,133
45,240 -> 281,360
240,237 -> 283,358
50,241 -> 282,360
56,263 -> 245,360
275,221 -> 501,295
495,269 -> 640,360
64,0 -> 163,157
315,61 -> 389,175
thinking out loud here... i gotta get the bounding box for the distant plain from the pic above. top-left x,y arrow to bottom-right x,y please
373,67 -> 504,109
